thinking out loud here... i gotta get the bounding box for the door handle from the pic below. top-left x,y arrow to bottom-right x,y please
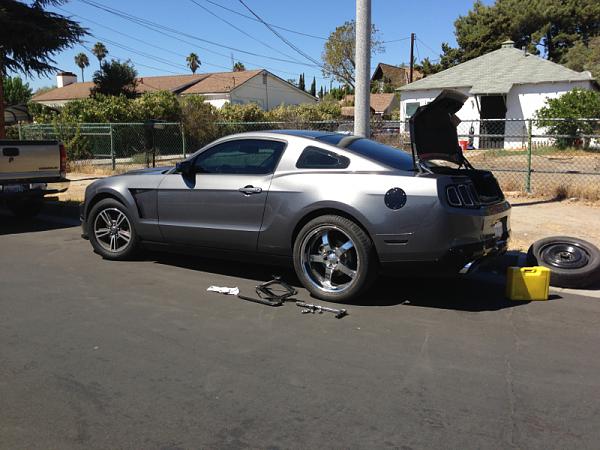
238,185 -> 263,195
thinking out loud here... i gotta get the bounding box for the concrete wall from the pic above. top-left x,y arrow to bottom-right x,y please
230,72 -> 316,110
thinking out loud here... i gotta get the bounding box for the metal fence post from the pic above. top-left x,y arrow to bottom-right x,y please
526,119 -> 533,193
181,122 -> 186,158
110,124 -> 116,171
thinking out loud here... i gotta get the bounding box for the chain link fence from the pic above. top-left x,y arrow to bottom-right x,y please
18,118 -> 600,198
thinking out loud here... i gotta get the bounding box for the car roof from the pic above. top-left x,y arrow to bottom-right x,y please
267,129 -> 342,139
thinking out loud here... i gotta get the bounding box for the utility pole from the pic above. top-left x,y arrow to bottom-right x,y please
354,0 -> 371,138
409,32 -> 415,83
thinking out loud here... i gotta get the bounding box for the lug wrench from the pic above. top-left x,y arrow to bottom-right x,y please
296,301 -> 348,319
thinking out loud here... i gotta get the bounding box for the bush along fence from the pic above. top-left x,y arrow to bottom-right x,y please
17,118 -> 600,198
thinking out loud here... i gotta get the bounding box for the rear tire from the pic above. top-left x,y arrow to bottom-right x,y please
88,198 -> 139,260
293,215 -> 377,302
527,236 -> 600,288
6,198 -> 43,218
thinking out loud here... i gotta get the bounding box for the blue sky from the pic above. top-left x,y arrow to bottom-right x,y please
27,0 -> 491,90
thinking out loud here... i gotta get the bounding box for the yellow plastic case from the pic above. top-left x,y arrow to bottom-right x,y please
506,266 -> 550,301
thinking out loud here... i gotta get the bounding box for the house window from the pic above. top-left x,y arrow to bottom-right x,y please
405,102 -> 420,117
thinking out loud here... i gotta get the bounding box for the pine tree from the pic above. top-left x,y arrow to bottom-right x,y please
319,86 -> 324,98
298,73 -> 305,91
310,76 -> 316,96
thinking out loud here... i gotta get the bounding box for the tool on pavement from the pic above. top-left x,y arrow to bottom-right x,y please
296,301 -> 348,319
237,276 -> 298,307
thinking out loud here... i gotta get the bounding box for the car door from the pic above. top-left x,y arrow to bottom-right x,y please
157,138 -> 286,251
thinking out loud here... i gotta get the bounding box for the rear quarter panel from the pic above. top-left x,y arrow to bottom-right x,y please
258,170 -> 442,260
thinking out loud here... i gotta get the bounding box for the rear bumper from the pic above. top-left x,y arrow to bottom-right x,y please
0,180 -> 70,199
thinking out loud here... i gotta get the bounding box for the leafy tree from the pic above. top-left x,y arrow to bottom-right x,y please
74,52 -> 89,81
2,76 -> 33,105
232,61 -> 246,72
0,0 -> 86,137
180,95 -> 219,148
309,76 -> 316,96
321,20 -> 384,88
91,42 -> 108,65
186,53 -> 201,74
536,88 -> 600,148
434,0 -> 600,70
91,59 -> 137,98
564,36 -> 600,80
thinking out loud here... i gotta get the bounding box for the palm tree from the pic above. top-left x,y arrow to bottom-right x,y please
186,53 -> 201,74
74,52 -> 90,81
233,61 -> 246,72
92,42 -> 108,66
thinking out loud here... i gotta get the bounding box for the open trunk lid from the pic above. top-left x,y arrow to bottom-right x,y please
409,89 -> 468,165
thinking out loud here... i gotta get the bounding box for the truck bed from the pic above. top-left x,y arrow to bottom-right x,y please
0,140 -> 65,184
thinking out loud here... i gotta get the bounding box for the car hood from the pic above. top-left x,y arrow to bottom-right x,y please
409,89 -> 468,164
124,166 -> 173,175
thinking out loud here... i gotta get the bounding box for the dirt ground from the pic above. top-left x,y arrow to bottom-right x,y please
507,195 -> 600,251
59,173 -> 600,252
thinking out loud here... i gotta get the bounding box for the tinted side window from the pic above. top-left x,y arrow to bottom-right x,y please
194,139 -> 285,174
296,146 -> 350,169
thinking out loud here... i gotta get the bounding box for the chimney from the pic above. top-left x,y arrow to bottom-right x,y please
501,40 -> 515,49
56,71 -> 77,88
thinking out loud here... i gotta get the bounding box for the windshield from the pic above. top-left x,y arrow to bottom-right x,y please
317,135 -> 414,171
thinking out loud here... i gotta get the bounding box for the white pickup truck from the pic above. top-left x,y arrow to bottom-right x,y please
0,140 -> 69,217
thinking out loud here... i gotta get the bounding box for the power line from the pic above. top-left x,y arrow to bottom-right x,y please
76,0 -> 319,68
416,37 -> 439,57
201,0 -> 326,40
236,0 -> 352,85
69,1 -> 329,87
381,36 -> 411,44
63,8 -> 315,78
188,0 -> 304,64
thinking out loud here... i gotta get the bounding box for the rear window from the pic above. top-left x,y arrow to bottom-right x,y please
345,139 -> 414,171
296,146 -> 350,169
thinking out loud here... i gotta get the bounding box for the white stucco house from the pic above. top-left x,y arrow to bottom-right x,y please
397,40 -> 598,148
32,69 -> 317,110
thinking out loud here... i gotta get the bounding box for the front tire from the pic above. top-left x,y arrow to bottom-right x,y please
88,198 -> 138,260
293,215 -> 377,302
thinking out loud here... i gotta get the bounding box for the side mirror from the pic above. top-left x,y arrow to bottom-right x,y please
176,160 -> 195,176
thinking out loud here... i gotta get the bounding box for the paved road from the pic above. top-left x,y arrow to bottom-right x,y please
1,210 -> 600,449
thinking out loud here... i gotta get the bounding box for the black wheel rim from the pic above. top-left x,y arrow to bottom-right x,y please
539,242 -> 590,269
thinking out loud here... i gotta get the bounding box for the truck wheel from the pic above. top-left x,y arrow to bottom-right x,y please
88,198 -> 139,260
6,198 -> 43,218
527,236 -> 600,288
293,215 -> 377,302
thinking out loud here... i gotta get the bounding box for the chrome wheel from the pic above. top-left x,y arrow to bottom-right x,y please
93,207 -> 132,253
300,226 -> 359,293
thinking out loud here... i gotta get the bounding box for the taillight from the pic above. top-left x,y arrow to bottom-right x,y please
59,143 -> 67,178
446,182 -> 480,208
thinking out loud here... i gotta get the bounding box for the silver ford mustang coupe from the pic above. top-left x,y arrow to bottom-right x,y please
81,90 -> 510,301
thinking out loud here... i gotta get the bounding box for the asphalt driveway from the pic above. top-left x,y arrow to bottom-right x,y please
1,209 -> 600,449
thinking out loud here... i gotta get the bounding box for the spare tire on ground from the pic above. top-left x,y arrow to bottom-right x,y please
527,236 -> 600,289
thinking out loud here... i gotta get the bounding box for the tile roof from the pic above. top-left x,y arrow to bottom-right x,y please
399,42 -> 595,94
369,93 -> 398,113
372,63 -> 423,87
341,93 -> 398,113
180,69 -> 262,94
32,70 -> 263,102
